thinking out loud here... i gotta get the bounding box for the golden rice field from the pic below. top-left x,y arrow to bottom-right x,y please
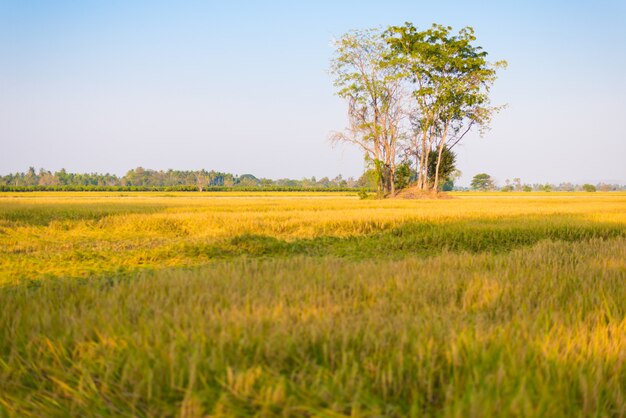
1,192 -> 625,417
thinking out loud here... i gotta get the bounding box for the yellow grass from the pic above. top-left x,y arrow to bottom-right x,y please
0,192 -> 625,416
1,192 -> 624,284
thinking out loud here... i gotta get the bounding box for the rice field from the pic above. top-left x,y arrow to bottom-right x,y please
1,192 -> 625,417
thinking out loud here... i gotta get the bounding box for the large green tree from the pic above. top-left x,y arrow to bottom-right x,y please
385,23 -> 506,192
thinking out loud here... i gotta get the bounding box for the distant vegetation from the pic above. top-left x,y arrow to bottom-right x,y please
470,173 -> 496,191
1,167 -> 623,192
468,173 -> 624,192
0,167 -> 361,192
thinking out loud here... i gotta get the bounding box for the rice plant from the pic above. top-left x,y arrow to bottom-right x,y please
0,192 -> 624,417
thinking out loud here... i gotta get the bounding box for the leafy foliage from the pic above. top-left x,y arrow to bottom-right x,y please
394,161 -> 413,191
0,168 -> 361,191
427,146 -> 456,189
471,173 -> 496,191
330,29 -> 403,195
385,23 -> 506,191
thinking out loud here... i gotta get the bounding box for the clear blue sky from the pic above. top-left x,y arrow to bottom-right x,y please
1,0 -> 625,185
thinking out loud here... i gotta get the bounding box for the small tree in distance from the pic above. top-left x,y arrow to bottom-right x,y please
471,173 -> 495,191
582,184 -> 596,192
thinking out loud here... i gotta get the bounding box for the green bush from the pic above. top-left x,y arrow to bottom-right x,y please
357,188 -> 370,200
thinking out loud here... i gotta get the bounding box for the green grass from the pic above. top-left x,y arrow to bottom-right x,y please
0,193 -> 625,417
194,215 -> 624,259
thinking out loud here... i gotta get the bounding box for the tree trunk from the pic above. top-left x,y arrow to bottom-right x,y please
418,123 -> 435,190
375,160 -> 384,198
432,126 -> 449,192
421,147 -> 431,190
433,147 -> 444,192
389,164 -> 396,196
417,131 -> 428,190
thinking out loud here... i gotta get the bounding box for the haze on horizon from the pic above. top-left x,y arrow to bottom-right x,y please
1,0 -> 625,186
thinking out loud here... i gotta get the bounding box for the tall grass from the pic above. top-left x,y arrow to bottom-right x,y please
0,193 -> 625,417
1,193 -> 624,284
1,239 -> 625,417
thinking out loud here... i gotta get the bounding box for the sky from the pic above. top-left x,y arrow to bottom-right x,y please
1,0 -> 625,186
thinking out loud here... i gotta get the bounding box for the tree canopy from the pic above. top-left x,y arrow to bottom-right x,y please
330,29 -> 404,196
471,173 -> 496,191
330,23 -> 506,196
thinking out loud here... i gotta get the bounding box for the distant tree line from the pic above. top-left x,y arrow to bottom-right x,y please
2,168 -> 621,192
0,167 -> 365,192
467,173 -> 625,192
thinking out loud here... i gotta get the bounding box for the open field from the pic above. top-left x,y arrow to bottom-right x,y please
1,192 -> 625,417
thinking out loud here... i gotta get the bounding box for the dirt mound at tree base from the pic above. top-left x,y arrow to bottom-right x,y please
393,186 -> 454,199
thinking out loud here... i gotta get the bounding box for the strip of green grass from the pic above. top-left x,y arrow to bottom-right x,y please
2,214 -> 624,285
191,215 -> 625,259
